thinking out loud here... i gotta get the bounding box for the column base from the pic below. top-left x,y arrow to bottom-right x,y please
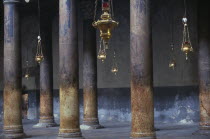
80,124 -> 104,130
58,131 -> 84,138
200,122 -> 210,130
33,118 -> 57,128
130,131 -> 156,138
2,133 -> 26,139
3,125 -> 25,139
81,118 -> 104,130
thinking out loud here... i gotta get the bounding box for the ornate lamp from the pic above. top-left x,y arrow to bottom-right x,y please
181,0 -> 193,60
169,44 -> 176,70
35,36 -> 44,64
93,0 -> 119,50
111,50 -> 118,75
35,0 -> 44,64
24,61 -> 30,80
97,39 -> 106,62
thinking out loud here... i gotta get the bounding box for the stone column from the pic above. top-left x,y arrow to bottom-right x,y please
198,0 -> 210,130
130,0 -> 155,138
58,0 -> 84,138
3,0 -> 25,138
33,8 -> 56,128
80,0 -> 102,130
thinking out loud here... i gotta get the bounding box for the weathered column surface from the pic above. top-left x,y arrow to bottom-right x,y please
130,0 -> 155,138
33,9 -> 56,128
3,0 -> 25,138
58,0 -> 84,138
80,0 -> 103,130
198,0 -> 210,130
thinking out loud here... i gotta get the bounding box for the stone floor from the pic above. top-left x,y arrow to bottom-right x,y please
0,120 -> 210,139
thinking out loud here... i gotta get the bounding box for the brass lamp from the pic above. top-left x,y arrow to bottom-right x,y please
24,72 -> 30,80
181,41 -> 193,60
111,51 -> 118,75
168,43 -> 176,70
169,59 -> 176,70
35,36 -> 44,64
93,0 -> 118,49
24,61 -> 30,80
111,67 -> 118,75
181,17 -> 193,60
97,49 -> 106,62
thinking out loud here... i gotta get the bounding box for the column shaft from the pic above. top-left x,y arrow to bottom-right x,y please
130,0 -> 155,138
34,11 -> 56,127
59,0 -> 83,138
3,0 -> 25,138
82,19 -> 101,129
198,0 -> 210,130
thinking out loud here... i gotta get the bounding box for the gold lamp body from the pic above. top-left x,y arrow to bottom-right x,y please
181,41 -> 193,58
111,67 -> 118,75
35,55 -> 44,64
169,60 -> 176,70
24,73 -> 30,80
92,3 -> 118,45
97,49 -> 106,62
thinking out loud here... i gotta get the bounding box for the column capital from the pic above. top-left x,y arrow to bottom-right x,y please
3,0 -> 20,4
80,0 -> 95,20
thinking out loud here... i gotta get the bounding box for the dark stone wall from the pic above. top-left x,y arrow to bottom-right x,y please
25,87 -> 199,123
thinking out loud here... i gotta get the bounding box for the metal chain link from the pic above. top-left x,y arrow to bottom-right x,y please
93,0 -> 98,21
111,0 -> 114,19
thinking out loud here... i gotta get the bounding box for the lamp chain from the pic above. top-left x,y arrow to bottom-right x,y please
110,0 -> 114,19
38,0 -> 41,36
184,0 -> 187,17
93,0 -> 98,21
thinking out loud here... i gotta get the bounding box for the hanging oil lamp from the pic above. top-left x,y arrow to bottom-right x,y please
35,0 -> 44,64
111,50 -> 118,75
97,39 -> 106,62
169,8 -> 176,70
181,0 -> 193,60
93,0 -> 119,50
24,61 -> 30,80
169,44 -> 176,70
35,36 -> 44,64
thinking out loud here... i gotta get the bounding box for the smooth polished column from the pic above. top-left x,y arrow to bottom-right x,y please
59,0 -> 83,138
198,0 -> 210,130
130,0 -> 155,138
82,19 -> 102,129
80,0 -> 102,130
33,10 -> 56,128
3,0 -> 25,138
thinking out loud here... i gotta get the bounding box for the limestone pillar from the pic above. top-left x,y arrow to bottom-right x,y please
80,0 -> 102,130
33,7 -> 56,128
198,0 -> 210,130
130,0 -> 155,138
58,0 -> 84,138
3,0 -> 25,138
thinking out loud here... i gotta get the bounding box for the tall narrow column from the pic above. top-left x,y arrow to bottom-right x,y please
3,0 -> 25,138
80,0 -> 102,130
130,0 -> 155,138
198,0 -> 210,130
33,9 -> 56,128
59,0 -> 83,138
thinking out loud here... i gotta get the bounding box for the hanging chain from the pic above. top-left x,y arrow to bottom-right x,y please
171,6 -> 174,45
93,0 -> 98,21
38,0 -> 41,36
184,0 -> 187,17
111,0 -> 114,19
